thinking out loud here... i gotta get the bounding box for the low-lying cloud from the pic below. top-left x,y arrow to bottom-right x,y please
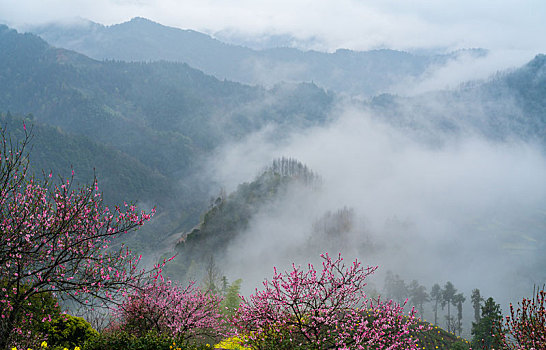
2,0 -> 545,55
206,103 -> 546,313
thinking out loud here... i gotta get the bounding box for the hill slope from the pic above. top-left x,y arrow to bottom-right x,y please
0,24 -> 335,247
368,54 -> 546,147
164,158 -> 321,281
1,24 -> 333,175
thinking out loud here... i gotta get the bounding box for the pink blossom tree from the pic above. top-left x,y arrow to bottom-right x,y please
115,279 -> 225,343
0,127 -> 156,348
498,285 -> 545,349
231,253 -> 425,349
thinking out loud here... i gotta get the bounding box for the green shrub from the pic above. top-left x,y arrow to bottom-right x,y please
82,330 -> 213,350
43,314 -> 98,350
450,342 -> 471,350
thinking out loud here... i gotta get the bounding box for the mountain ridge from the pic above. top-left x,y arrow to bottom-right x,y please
0,24 -> 335,242
26,17 -> 484,96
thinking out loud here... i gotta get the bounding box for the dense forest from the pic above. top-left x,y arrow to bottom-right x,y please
0,24 -> 334,250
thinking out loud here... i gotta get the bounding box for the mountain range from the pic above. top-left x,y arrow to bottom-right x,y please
1,19 -> 545,265
27,17 -> 487,96
0,23 -> 334,252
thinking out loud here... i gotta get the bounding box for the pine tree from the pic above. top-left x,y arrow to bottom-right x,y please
442,281 -> 457,333
471,288 -> 483,324
471,297 -> 503,349
431,283 -> 442,325
453,292 -> 466,336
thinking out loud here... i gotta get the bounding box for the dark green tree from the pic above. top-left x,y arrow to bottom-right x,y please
221,278 -> 242,317
471,288 -> 483,324
471,297 -> 503,349
442,281 -> 457,333
453,292 -> 466,336
431,283 -> 442,325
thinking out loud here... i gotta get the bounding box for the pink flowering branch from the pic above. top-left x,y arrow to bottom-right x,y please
231,253 -> 425,349
0,127 -> 156,348
498,285 -> 546,349
115,279 -> 224,343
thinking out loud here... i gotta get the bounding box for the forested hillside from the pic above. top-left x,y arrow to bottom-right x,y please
164,158 -> 321,281
0,24 -> 334,235
368,54 -> 546,146
0,112 -> 171,206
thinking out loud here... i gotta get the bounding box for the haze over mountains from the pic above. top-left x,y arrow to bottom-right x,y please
1,17 -> 545,336
28,17 -> 489,97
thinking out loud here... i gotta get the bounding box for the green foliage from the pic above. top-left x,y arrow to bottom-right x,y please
83,330 -> 169,350
414,321 -> 471,350
82,330 -> 211,350
166,158 -> 318,282
471,297 -> 503,350
221,279 -> 242,316
0,113 -> 171,207
471,289 -> 483,324
0,279 -> 61,346
450,342 -> 471,350
43,314 -> 99,350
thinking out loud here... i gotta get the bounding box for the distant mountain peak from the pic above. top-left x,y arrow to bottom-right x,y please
115,16 -> 203,36
124,17 -> 164,27
129,16 -> 151,22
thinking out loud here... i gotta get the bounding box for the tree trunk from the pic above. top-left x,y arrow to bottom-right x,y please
434,300 -> 438,324
447,303 -> 451,332
0,309 -> 18,349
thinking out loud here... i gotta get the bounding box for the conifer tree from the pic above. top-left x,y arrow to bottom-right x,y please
471,288 -> 483,324
442,281 -> 457,333
471,297 -> 503,349
430,283 -> 442,325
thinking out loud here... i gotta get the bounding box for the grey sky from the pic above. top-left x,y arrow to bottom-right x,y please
1,0 -> 545,53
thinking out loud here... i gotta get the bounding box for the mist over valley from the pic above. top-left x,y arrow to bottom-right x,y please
1,7 -> 545,344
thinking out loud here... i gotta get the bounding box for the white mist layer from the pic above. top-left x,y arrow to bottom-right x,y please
207,107 -> 546,310
394,49 -> 534,95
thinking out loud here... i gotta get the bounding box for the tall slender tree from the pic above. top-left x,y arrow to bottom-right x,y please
202,255 -> 222,294
471,288 -> 483,324
442,281 -> 457,333
453,292 -> 466,336
430,283 -> 442,325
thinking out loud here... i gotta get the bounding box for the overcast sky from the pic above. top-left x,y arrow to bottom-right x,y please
1,0 -> 545,53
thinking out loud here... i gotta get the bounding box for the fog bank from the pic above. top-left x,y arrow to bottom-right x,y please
206,105 -> 546,311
